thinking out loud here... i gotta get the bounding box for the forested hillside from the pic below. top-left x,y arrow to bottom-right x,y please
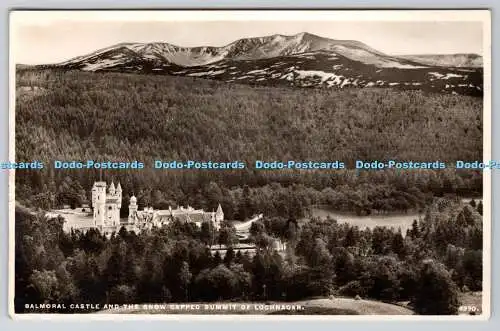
15,69 -> 483,217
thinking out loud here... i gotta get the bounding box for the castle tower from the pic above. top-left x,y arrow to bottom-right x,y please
93,181 -> 107,228
91,183 -> 97,207
216,203 -> 224,220
128,195 -> 138,224
215,203 -> 224,229
116,182 -> 122,208
210,211 -> 216,225
109,181 -> 116,195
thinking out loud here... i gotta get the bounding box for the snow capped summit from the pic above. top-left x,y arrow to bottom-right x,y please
56,32 -> 392,69
46,32 -> 483,96
217,32 -> 385,61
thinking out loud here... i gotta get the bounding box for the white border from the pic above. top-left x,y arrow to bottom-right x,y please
8,9 -> 492,321
9,9 -> 491,22
481,7 -> 492,321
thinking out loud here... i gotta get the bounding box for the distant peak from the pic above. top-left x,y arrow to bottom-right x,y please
295,32 -> 318,39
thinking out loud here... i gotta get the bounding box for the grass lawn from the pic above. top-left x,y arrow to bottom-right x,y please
97,297 -> 413,315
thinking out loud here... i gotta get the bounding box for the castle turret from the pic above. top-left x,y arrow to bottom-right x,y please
116,182 -> 122,208
128,195 -> 138,224
91,182 -> 97,208
93,181 -> 107,228
109,181 -> 116,195
216,203 -> 224,219
215,203 -> 224,229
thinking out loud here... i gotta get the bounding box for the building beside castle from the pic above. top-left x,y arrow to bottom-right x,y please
90,181 -> 223,235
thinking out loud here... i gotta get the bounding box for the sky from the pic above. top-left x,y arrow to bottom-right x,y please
11,11 -> 486,65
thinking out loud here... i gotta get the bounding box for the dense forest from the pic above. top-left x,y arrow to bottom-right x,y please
14,68 -> 484,315
15,198 -> 483,314
15,69 -> 483,217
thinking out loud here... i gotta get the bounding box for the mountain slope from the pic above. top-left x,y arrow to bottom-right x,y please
36,32 -> 483,96
399,54 -> 483,68
58,32 -> 390,68
72,50 -> 482,96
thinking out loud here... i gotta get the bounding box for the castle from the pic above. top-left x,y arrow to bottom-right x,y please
91,181 -> 223,235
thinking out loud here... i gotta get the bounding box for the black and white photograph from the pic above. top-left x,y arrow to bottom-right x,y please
9,10 -> 491,318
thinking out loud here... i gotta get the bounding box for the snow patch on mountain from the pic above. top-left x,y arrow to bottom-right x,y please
188,69 -> 226,77
428,72 -> 445,79
294,70 -> 343,83
247,69 -> 269,74
442,73 -> 464,79
82,58 -> 127,71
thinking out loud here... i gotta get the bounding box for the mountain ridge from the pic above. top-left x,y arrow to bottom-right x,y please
398,53 -> 483,68
24,32 -> 483,96
55,32 -> 390,68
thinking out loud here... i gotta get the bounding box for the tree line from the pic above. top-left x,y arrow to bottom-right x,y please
16,170 -> 481,221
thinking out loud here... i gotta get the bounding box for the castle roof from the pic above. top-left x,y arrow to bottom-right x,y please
171,209 -> 204,215
186,213 -> 211,223
168,212 -> 210,224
